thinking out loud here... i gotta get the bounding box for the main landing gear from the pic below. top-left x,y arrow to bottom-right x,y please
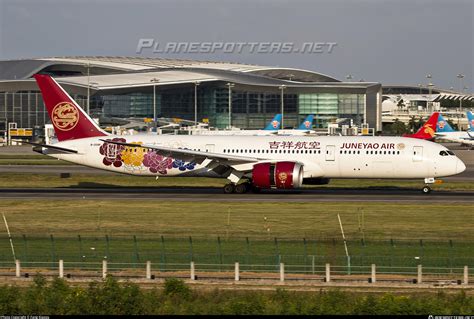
223,182 -> 255,194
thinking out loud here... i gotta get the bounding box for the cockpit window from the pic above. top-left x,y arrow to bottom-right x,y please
447,151 -> 455,156
439,151 -> 448,156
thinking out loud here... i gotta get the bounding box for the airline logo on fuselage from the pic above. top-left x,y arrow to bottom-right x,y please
269,141 -> 320,149
52,102 -> 79,131
341,142 -> 396,150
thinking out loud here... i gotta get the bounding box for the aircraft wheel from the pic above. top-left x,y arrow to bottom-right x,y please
223,183 -> 235,194
422,186 -> 432,194
234,183 -> 248,194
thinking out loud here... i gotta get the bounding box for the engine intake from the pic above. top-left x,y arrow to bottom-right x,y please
252,162 -> 303,189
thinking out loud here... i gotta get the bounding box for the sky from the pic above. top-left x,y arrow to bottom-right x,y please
0,0 -> 472,91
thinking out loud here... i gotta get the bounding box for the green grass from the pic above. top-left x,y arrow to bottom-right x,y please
0,154 -> 72,165
0,200 -> 472,240
0,200 -> 472,269
0,173 -> 472,190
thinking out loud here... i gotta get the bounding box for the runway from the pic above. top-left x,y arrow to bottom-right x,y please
0,187 -> 472,203
1,163 -> 474,180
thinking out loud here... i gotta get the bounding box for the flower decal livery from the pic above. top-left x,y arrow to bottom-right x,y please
172,159 -> 196,171
99,139 -> 197,174
121,142 -> 147,167
99,138 -> 126,167
143,151 -> 174,174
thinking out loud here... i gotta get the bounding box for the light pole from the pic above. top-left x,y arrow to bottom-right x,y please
279,85 -> 286,128
457,74 -> 464,112
87,81 -> 98,116
194,81 -> 200,126
426,74 -> 433,112
86,61 -> 91,114
150,78 -> 160,128
226,83 -> 235,128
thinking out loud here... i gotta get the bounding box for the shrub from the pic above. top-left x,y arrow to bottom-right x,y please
163,278 -> 191,300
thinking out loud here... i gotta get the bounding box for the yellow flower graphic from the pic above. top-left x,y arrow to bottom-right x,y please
120,142 -> 147,166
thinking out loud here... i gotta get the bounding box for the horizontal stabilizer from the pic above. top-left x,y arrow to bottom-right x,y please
20,141 -> 78,154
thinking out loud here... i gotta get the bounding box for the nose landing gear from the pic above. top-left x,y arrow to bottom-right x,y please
422,185 -> 432,194
421,177 -> 441,194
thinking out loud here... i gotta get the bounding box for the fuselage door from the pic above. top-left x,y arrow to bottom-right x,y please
413,146 -> 423,162
325,145 -> 336,161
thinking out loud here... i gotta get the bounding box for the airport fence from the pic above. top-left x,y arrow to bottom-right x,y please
1,260 -> 472,286
0,235 -> 472,272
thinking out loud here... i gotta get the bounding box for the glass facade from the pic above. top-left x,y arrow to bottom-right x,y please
0,87 -> 367,130
299,93 -> 365,127
103,93 -> 155,118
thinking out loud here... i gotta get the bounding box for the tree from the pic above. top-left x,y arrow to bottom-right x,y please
388,119 -> 408,135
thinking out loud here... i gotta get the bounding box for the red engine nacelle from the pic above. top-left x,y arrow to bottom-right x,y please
252,162 -> 303,189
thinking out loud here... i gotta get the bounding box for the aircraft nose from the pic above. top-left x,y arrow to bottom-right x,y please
456,158 -> 466,174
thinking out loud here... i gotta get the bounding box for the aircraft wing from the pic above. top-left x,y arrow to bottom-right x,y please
100,139 -> 261,166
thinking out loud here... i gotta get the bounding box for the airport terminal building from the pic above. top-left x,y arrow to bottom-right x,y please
0,56 -> 382,134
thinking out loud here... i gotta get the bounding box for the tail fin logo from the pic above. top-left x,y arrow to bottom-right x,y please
437,120 -> 445,129
272,120 -> 280,129
304,121 -> 311,128
52,102 -> 79,131
423,124 -> 435,137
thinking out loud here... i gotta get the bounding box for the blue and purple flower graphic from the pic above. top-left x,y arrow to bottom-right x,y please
98,139 -> 196,174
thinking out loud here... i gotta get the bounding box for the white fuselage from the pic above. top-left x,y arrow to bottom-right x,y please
42,135 -> 465,180
436,131 -> 474,145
